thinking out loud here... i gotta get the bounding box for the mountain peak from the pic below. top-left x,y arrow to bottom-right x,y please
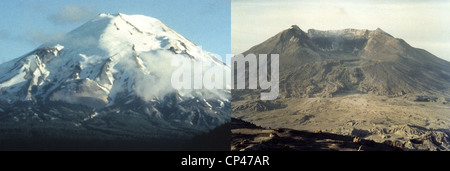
277,25 -> 308,42
89,13 -> 165,33
0,13 -> 225,106
373,27 -> 393,38
288,25 -> 306,34
242,25 -> 450,96
0,13 -> 230,147
47,12 -> 209,61
290,25 -> 301,31
233,26 -> 450,152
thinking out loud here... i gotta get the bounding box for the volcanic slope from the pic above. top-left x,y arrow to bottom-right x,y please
0,13 -> 230,150
232,26 -> 450,151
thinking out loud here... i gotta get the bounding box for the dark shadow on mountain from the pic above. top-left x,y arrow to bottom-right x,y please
0,137 -> 184,151
182,122 -> 231,151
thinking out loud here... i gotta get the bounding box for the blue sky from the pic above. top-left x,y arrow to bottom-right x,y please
0,0 -> 231,64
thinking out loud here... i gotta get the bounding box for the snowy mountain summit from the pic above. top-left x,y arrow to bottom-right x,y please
0,13 -> 230,148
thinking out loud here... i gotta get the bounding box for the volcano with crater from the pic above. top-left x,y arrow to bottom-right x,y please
232,25 -> 450,151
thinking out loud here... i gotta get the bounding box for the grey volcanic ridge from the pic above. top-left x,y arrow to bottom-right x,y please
232,26 -> 450,151
236,26 -> 450,99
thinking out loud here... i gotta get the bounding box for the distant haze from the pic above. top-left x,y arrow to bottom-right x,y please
232,0 -> 450,61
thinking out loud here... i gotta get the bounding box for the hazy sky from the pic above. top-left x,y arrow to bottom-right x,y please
232,0 -> 450,61
0,0 -> 230,64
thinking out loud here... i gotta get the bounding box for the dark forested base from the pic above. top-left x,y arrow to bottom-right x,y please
0,138 -> 183,151
182,122 -> 231,151
0,122 -> 231,151
0,100 -> 231,151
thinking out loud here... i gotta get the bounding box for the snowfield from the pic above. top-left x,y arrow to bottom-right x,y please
0,13 -> 230,148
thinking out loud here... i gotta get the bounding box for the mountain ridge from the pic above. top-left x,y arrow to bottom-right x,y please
236,26 -> 450,98
232,26 -> 450,150
0,13 -> 230,149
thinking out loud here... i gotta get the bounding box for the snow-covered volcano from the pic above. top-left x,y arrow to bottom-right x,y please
0,13 -> 230,149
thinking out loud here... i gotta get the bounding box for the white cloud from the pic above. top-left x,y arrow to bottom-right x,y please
49,5 -> 98,25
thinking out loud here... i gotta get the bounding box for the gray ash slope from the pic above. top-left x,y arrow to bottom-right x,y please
232,26 -> 450,151
234,25 -> 450,99
0,13 -> 230,149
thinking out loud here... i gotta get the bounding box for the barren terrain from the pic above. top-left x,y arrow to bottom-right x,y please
233,94 -> 450,150
231,118 -> 402,151
232,26 -> 450,151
